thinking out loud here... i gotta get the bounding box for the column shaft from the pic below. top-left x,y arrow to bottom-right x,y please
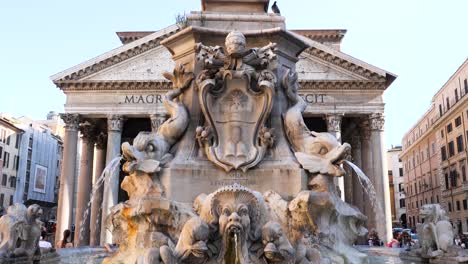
360,122 -> 375,231
74,128 -> 95,247
370,113 -> 392,243
90,133 -> 106,246
100,115 -> 124,245
55,114 -> 80,244
351,135 -> 364,211
326,114 -> 344,200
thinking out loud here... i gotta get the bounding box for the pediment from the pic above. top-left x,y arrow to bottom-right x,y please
82,46 -> 174,82
296,53 -> 365,81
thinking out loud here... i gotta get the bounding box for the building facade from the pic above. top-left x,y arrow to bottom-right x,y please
52,0 -> 396,245
0,116 -> 23,214
387,146 -> 406,227
401,59 -> 468,232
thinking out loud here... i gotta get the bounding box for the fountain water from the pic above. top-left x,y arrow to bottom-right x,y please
343,160 -> 382,220
78,156 -> 122,245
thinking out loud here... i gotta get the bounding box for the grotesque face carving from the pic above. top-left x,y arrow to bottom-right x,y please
225,31 -> 246,57
262,221 -> 294,262
218,203 -> 251,237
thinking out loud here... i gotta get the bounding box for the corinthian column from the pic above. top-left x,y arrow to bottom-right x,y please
55,113 -> 80,243
150,113 -> 167,132
325,114 -> 344,200
369,113 -> 392,243
351,135 -> 364,211
74,121 -> 96,247
359,121 -> 374,229
90,132 -> 107,246
101,115 -> 124,245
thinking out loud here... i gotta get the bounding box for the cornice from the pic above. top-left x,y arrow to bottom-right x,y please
298,80 -> 386,90
56,80 -> 172,91
304,47 -> 386,82
57,79 -> 384,92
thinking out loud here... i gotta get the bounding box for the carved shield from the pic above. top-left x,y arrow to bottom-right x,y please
198,70 -> 274,172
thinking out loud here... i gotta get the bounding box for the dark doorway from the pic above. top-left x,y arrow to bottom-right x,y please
304,117 -> 327,132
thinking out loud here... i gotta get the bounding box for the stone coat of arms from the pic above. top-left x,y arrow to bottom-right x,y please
195,31 -> 276,172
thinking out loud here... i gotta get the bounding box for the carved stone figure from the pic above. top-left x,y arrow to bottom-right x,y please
121,64 -> 194,199
282,69 -> 350,179
0,204 -> 43,262
416,204 -> 454,258
261,221 -> 294,264
195,31 -> 276,172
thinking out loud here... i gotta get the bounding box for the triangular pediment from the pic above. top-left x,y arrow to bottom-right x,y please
296,53 -> 365,81
82,45 -> 174,82
51,24 -> 396,91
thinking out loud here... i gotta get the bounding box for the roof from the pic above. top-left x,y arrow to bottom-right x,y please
290,29 -> 347,44
51,25 -> 397,90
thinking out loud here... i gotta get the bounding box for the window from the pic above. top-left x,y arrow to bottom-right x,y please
0,146 -> 3,158
399,168 -> 403,177
9,176 -> 15,188
399,183 -> 404,192
449,202 -> 452,212
437,195 -> 439,203
451,170 -> 458,187
0,193 -> 4,207
414,182 -> 418,194
439,104 -> 443,116
455,116 -> 462,127
449,141 -> 455,157
400,199 -> 406,208
441,146 -> 447,161
455,89 -> 459,102
445,173 -> 450,189
2,152 -> 9,168
441,129 -> 444,138
388,170 -> 393,176
457,200 -> 461,211
1,174 -> 7,186
15,134 -> 20,149
431,196 -> 434,203
447,97 -> 450,110
464,200 -> 467,210
8,195 -> 13,206
457,135 -> 464,153
463,165 -> 467,182
6,135 -> 10,145
464,79 -> 468,94
447,123 -> 453,133
416,200 -> 419,208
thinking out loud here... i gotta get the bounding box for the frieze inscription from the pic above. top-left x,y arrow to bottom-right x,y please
298,93 -> 328,104
120,94 -> 164,104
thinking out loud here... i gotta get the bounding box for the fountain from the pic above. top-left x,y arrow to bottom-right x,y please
99,26 -> 373,263
40,0 -> 401,263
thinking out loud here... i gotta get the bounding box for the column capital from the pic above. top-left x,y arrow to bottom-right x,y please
79,121 -> 97,143
95,132 -> 107,150
325,113 -> 343,133
107,115 -> 125,132
60,113 -> 81,131
150,113 -> 167,132
370,113 -> 385,131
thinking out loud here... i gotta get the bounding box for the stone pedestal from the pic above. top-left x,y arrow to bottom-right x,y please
161,160 -> 307,203
74,122 -> 96,247
100,115 -> 124,245
55,114 -> 80,243
90,133 -> 107,246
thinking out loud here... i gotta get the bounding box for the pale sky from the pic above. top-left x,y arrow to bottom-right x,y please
1,0 -> 467,148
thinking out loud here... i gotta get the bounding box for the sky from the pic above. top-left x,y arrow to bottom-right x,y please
0,0 -> 467,148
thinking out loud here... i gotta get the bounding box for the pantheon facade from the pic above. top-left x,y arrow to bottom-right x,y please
52,6 -> 396,246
